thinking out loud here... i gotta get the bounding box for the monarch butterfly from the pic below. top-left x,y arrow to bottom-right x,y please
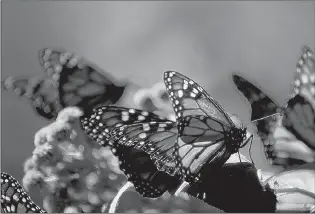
80,106 -> 181,197
163,71 -> 253,185
81,106 -> 276,211
2,48 -> 127,120
232,46 -> 315,167
1,172 -> 46,213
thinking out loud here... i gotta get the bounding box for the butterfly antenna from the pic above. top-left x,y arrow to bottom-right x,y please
108,182 -> 134,213
174,181 -> 190,197
237,151 -> 245,167
250,113 -> 281,124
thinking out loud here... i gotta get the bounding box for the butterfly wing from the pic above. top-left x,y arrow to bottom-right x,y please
164,71 -> 242,182
1,172 -> 46,213
80,106 -> 170,147
110,121 -> 178,176
282,95 -> 315,151
292,46 -> 315,96
111,144 -> 180,198
283,46 -> 315,151
175,115 -> 235,182
2,76 -> 61,120
80,106 -> 180,197
232,74 -> 282,121
39,48 -> 127,114
232,74 -> 286,162
164,71 -> 235,126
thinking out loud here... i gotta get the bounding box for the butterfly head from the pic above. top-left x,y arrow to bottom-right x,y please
226,127 -> 247,153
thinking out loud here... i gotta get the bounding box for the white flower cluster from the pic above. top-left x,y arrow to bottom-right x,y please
22,107 -> 126,213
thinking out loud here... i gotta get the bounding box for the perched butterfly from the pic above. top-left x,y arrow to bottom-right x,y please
232,46 -> 315,167
163,71 -> 252,185
1,172 -> 46,213
2,48 -> 126,120
80,106 -> 181,197
282,46 -> 315,150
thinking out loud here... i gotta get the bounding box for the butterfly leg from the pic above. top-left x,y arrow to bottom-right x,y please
239,134 -> 255,165
240,134 -> 253,148
172,181 -> 190,197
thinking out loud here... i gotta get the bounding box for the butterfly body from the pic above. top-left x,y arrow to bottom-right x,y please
225,126 -> 248,153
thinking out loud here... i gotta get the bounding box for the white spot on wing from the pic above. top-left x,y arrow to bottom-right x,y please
178,90 -> 183,98
139,133 -> 147,139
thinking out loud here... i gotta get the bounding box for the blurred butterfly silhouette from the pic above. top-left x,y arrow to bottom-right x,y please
1,172 -> 47,213
80,106 -> 181,197
232,46 -> 315,167
162,71 -> 253,192
2,48 -> 126,120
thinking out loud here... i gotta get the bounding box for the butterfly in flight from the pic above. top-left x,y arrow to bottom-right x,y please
1,172 -> 46,213
232,46 -> 315,167
2,48 -> 127,120
80,106 -> 181,197
162,71 -> 253,187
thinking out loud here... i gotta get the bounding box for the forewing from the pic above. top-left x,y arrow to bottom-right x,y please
80,106 -> 170,147
164,71 -> 235,128
111,121 -> 178,176
232,74 -> 281,121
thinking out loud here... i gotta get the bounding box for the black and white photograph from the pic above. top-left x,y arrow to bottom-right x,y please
1,1 -> 315,213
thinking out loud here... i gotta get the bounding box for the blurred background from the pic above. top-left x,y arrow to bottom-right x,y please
1,1 -> 315,209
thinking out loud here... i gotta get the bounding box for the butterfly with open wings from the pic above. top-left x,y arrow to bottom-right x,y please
232,46 -> 315,167
1,172 -> 47,213
2,48 -> 126,120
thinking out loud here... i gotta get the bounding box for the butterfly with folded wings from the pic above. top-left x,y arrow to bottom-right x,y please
232,46 -> 315,167
1,172 -> 47,213
2,48 -> 126,120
